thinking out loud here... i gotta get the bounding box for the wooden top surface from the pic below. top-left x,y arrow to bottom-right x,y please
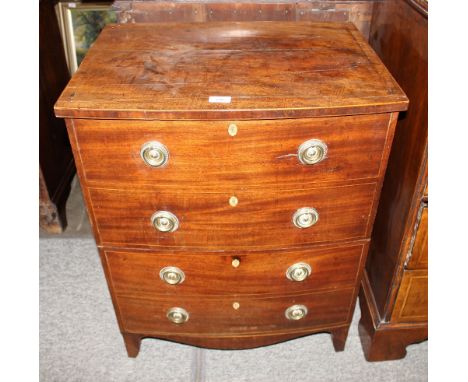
55,22 -> 408,120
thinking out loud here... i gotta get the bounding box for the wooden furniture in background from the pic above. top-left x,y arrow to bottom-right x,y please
358,0 -> 428,361
39,0 -> 75,233
113,0 -> 376,39
55,22 -> 407,357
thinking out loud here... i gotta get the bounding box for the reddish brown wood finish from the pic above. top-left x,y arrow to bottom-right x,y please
331,326 -> 350,351
116,288 -> 354,335
391,270 -> 428,323
114,1 -> 375,40
72,114 -> 391,190
359,273 -> 427,362
365,0 -> 427,319
122,333 -> 142,358
56,21 -> 407,357
123,324 -> 351,355
103,243 -> 366,297
55,22 -> 407,120
358,0 -> 427,361
88,183 -> 376,249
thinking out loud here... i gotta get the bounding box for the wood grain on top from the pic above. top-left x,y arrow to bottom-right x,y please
55,22 -> 408,120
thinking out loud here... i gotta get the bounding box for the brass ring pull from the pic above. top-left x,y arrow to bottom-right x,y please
151,211 -> 179,232
292,207 -> 319,229
140,141 -> 169,167
160,266 -> 185,285
298,139 -> 327,165
286,262 -> 312,282
167,307 -> 189,324
285,304 -> 308,321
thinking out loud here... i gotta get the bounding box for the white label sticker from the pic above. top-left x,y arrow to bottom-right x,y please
68,2 -> 77,8
209,96 -> 231,104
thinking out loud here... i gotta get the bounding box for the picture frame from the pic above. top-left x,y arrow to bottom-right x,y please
55,1 -> 117,74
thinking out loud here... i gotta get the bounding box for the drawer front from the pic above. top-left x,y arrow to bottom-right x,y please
407,207 -> 428,270
117,289 -> 354,336
89,183 -> 376,249
103,243 -> 365,297
392,270 -> 428,323
73,114 -> 390,190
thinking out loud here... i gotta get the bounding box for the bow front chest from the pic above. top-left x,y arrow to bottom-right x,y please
55,21 -> 408,357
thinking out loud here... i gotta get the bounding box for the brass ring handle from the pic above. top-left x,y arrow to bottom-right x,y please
286,262 -> 312,282
151,211 -> 179,232
167,307 -> 189,324
292,207 -> 319,229
285,304 -> 308,321
160,266 -> 185,285
298,139 -> 327,165
140,141 -> 169,167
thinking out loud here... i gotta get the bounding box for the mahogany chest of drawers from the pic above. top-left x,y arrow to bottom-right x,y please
55,21 -> 408,357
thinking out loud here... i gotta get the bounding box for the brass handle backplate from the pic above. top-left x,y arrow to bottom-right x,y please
160,266 -> 185,285
167,307 -> 189,324
285,304 -> 308,320
292,207 -> 319,229
286,262 -> 312,282
151,211 -> 179,232
298,139 -> 327,165
140,141 -> 169,167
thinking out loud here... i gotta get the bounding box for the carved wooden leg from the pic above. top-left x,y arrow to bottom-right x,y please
122,333 -> 142,358
331,326 -> 350,352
